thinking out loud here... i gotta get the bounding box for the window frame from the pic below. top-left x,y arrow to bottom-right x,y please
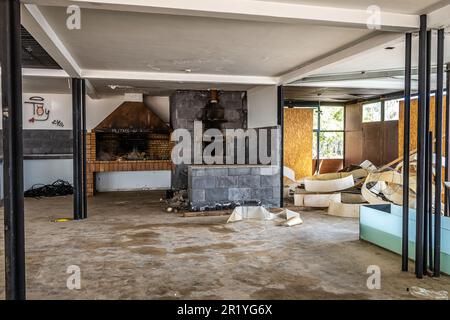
362,98 -> 401,123
362,101 -> 382,123
383,99 -> 400,122
313,105 -> 345,161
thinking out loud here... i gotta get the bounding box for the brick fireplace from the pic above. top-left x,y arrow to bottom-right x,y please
86,101 -> 173,196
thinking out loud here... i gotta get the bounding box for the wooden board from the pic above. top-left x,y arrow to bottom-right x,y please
398,96 -> 447,158
284,108 -> 313,180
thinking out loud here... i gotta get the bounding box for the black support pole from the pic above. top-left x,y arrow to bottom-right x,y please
72,78 -> 83,220
81,80 -> 88,219
423,30 -> 432,274
427,131 -> 433,271
415,14 -> 427,278
445,64 -> 450,217
402,32 -> 412,272
1,0 -> 26,300
434,28 -> 445,277
277,85 -> 284,207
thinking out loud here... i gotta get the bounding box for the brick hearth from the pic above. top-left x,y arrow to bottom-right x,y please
86,132 -> 172,196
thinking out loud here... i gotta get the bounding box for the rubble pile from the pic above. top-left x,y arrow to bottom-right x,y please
163,189 -> 189,212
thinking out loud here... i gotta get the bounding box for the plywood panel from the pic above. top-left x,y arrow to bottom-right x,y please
284,108 -> 313,180
399,96 -> 447,157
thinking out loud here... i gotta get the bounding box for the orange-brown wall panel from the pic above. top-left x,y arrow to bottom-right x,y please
284,108 -> 313,180
398,96 -> 447,157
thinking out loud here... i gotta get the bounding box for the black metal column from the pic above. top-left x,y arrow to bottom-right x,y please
433,28 -> 445,276
81,80 -> 88,219
402,32 -> 412,272
427,131 -> 433,271
72,78 -> 83,220
1,0 -> 26,300
277,85 -> 284,207
423,30 -> 432,274
415,14 -> 427,278
445,64 -> 450,217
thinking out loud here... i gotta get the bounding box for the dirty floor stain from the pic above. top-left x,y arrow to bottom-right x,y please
0,190 -> 449,300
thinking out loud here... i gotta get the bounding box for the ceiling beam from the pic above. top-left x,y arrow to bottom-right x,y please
26,0 -> 418,31
22,68 -> 69,78
21,4 -> 81,77
294,67 -> 439,84
81,69 -> 279,85
21,4 -> 99,98
288,79 -> 408,90
279,32 -> 403,85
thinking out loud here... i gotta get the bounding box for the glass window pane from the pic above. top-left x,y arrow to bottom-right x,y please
362,102 -> 382,122
313,108 -> 319,130
312,132 -> 318,159
319,132 -> 344,159
384,99 -> 400,121
320,106 -> 344,130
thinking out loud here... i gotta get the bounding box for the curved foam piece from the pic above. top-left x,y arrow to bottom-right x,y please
304,175 -> 354,193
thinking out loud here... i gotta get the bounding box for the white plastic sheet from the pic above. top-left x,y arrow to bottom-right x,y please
227,207 -> 303,227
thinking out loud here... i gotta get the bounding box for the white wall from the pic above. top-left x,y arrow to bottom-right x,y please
0,161 -> 172,198
144,96 -> 170,123
23,159 -> 73,190
247,85 -> 278,128
96,171 -> 171,192
0,159 -> 72,197
0,93 -> 129,131
0,92 -> 172,195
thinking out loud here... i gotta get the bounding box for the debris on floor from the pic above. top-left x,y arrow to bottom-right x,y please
408,286 -> 448,300
285,162 -> 373,216
361,171 -> 406,206
183,210 -> 232,217
226,206 -> 303,227
294,192 -> 341,208
304,174 -> 355,192
163,189 -> 189,212
327,200 -> 362,218
227,206 -> 276,223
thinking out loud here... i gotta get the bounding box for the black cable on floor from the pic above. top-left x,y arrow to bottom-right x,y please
24,179 -> 73,198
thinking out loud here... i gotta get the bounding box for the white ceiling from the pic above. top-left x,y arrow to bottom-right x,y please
312,30 -> 450,76
286,29 -> 449,100
89,78 -> 254,96
19,76 -> 254,96
283,85 -> 397,102
19,0 -> 450,101
255,0 -> 446,14
38,6 -> 372,77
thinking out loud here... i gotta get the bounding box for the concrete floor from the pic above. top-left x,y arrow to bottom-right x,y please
0,191 -> 449,300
